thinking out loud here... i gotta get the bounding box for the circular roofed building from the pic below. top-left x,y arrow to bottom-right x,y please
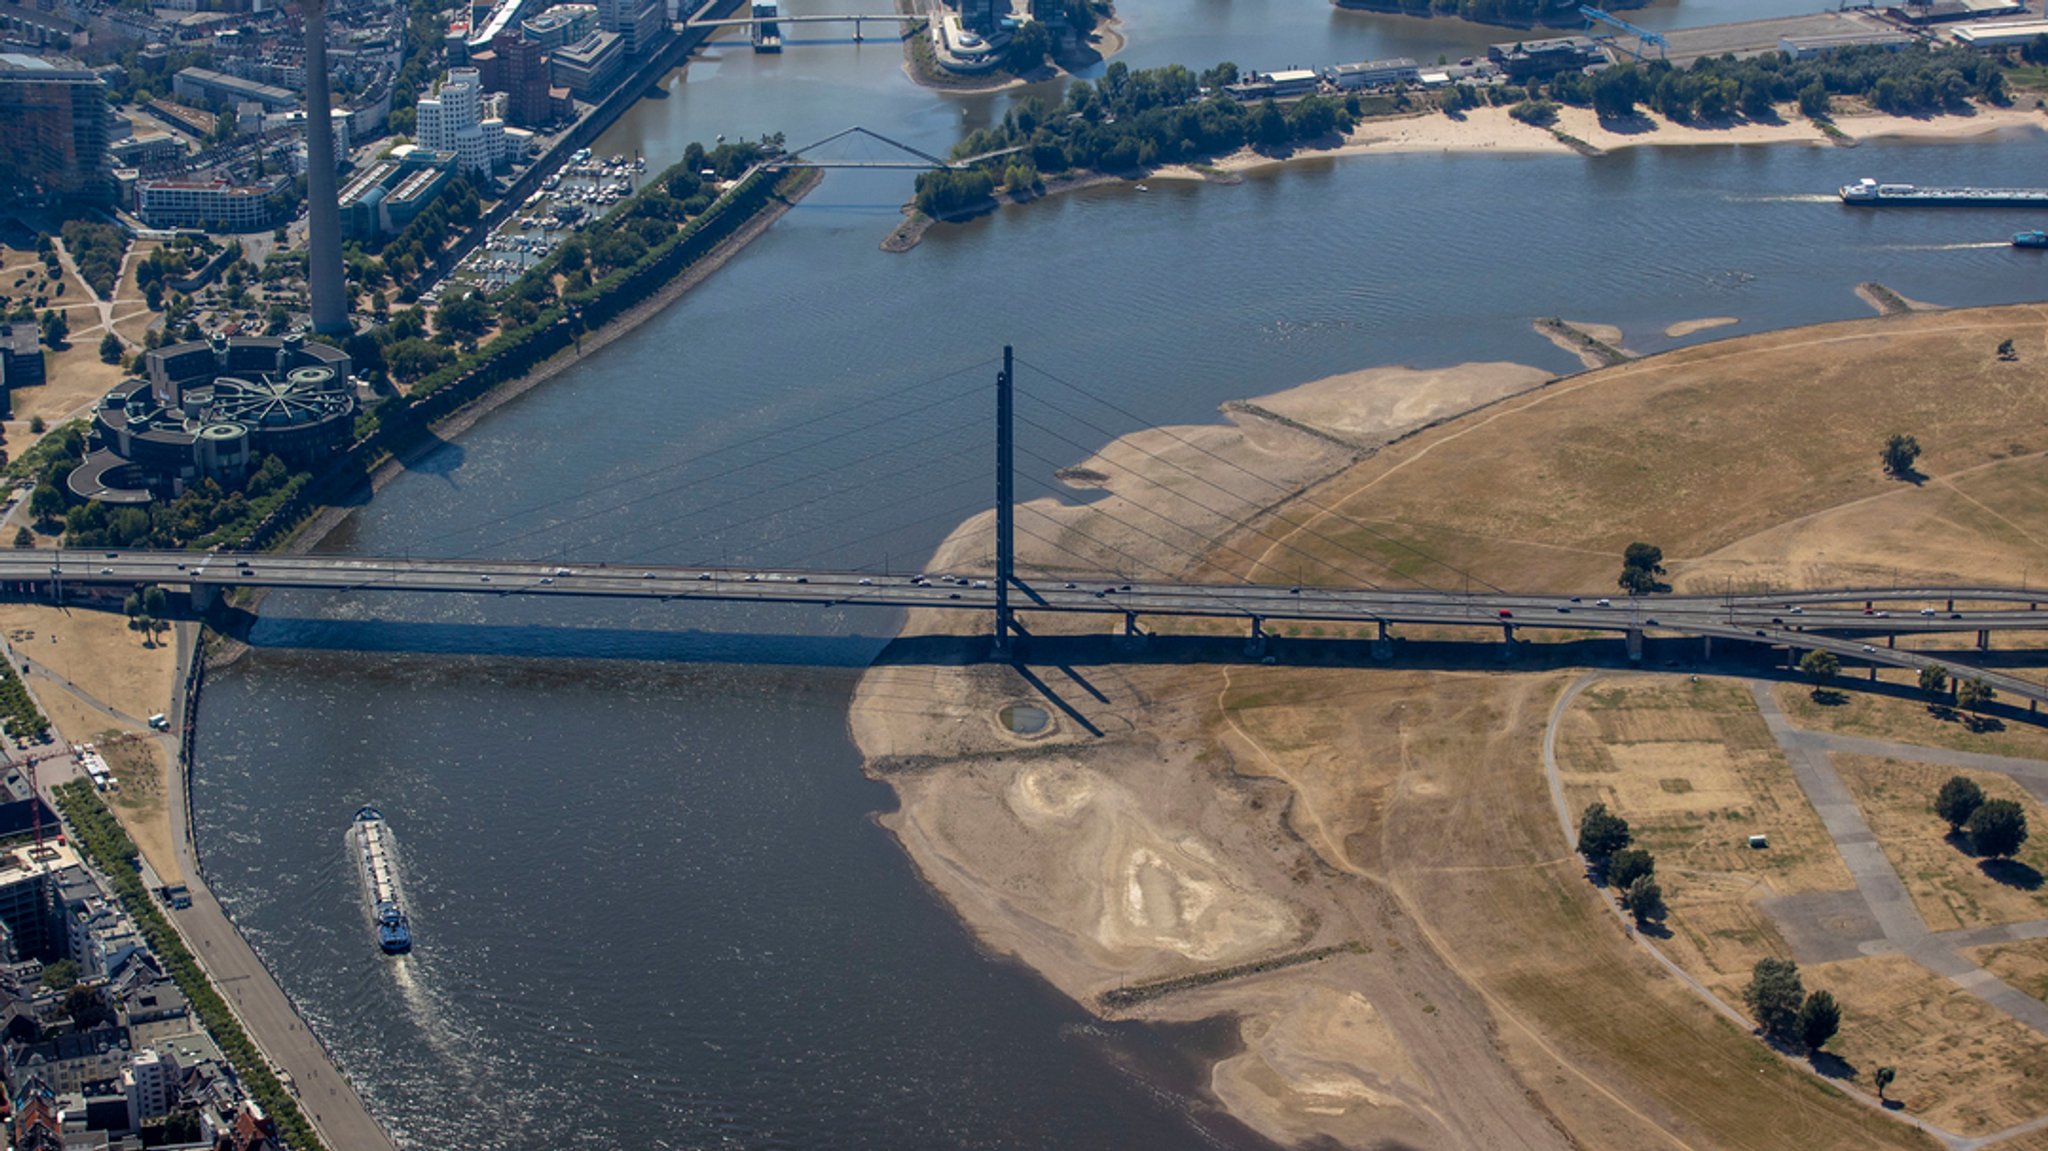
69,334 -> 356,506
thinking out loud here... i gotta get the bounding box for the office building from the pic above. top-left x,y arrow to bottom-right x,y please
136,175 -> 288,230
171,65 -> 297,111
416,66 -> 507,174
522,3 -> 598,49
550,29 -> 621,98
0,53 -> 111,205
596,0 -> 664,57
477,30 -> 565,126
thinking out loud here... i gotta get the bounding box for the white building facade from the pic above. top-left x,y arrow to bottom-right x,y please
414,67 -> 506,176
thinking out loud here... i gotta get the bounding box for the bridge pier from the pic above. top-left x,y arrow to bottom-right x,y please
1500,622 -> 1516,661
1702,635 -> 1713,662
1120,611 -> 1147,645
1372,619 -> 1392,661
853,17 -> 862,39
1246,615 -> 1267,658
1979,629 -> 1991,651
1887,633 -> 1895,649
189,584 -> 218,614
1626,628 -> 1643,663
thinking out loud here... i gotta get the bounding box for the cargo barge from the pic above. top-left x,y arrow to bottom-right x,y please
1840,178 -> 2048,207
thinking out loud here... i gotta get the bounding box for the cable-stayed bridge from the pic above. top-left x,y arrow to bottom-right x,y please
32,349 -> 2048,702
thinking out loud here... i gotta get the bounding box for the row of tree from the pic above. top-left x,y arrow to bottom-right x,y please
1575,803 -> 1666,925
929,62 -> 1363,212
52,782 -> 325,1151
1539,44 -> 2008,124
1579,802 -> 1852,1057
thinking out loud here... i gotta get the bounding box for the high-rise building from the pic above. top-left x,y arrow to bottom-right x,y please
0,53 -> 112,206
959,0 -> 1001,35
302,0 -> 348,336
480,31 -> 561,127
123,1049 -> 178,1129
416,68 -> 507,175
595,0 -> 665,58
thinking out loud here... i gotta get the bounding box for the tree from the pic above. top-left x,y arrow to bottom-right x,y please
98,332 -> 122,364
62,984 -> 112,1031
1623,875 -> 1665,925
1969,798 -> 2028,858
1005,20 -> 1052,73
28,415 -> 45,435
1918,663 -> 1949,700
435,290 -> 491,342
1798,81 -> 1832,119
1935,775 -> 1985,832
1618,542 -> 1666,595
1875,1066 -> 1896,1101
1798,649 -> 1840,691
38,309 -> 67,349
1798,989 -> 1841,1052
39,958 -> 77,990
141,584 -> 167,618
28,482 -> 63,526
11,527 -> 30,549
1882,433 -> 1921,478
1958,677 -> 1995,717
1607,847 -> 1655,891
1744,957 -> 1806,1046
1577,801 -> 1631,861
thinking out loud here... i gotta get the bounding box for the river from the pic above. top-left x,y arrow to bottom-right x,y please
191,2 -> 2048,1147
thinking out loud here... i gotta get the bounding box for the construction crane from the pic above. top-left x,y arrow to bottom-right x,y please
1580,5 -> 1669,60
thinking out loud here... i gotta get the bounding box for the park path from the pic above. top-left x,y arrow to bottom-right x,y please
1544,671 -> 2048,1151
1749,682 -> 2048,1038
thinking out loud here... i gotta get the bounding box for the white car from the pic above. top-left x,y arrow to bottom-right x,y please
858,578 -> 873,586
1920,608 -> 1936,616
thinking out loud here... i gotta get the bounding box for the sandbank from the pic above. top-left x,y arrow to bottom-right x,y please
1667,316 -> 1738,338
848,357 -> 1562,1149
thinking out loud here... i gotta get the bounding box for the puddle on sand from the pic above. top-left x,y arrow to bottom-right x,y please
1000,704 -> 1049,734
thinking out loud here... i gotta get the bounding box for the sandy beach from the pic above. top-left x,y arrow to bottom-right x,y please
1153,100 -> 2048,177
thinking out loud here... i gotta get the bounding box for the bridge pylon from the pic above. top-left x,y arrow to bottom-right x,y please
993,345 -> 1016,659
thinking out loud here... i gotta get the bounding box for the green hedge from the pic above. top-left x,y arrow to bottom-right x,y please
54,781 -> 328,1151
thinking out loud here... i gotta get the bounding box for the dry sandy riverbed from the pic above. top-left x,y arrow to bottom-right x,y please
848,359 -> 1568,1148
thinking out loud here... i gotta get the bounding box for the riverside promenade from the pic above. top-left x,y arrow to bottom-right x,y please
163,624 -> 399,1151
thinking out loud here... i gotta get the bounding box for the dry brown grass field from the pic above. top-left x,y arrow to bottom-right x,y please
1834,754 -> 2048,931
1774,682 -> 2048,760
1810,951 -> 2048,1134
1215,304 -> 2048,594
1553,676 -> 1847,993
1212,666 -> 1933,1151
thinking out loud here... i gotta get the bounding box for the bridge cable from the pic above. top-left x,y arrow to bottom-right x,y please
1009,443 -> 1310,590
1014,374 -> 1469,595
441,382 -> 991,561
1011,356 -> 1508,595
577,429 -> 996,567
1013,383 -> 1416,590
1009,407 -> 1385,591
433,355 -> 1000,556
